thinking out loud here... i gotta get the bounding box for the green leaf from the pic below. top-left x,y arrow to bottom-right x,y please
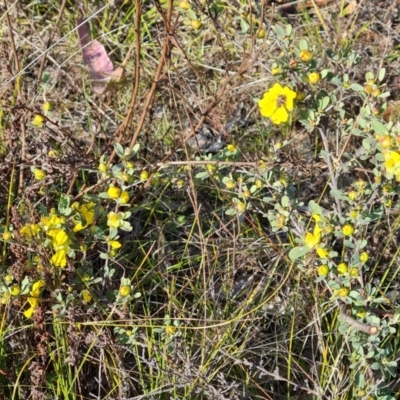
112,163 -> 124,175
320,69 -> 332,79
350,83 -> 364,92
308,200 -> 323,216
130,143 -> 140,158
351,128 -> 364,136
42,71 -> 51,84
240,18 -> 249,33
274,24 -> 285,39
365,71 -> 374,81
288,246 -> 310,261
330,190 -> 349,201
343,239 -> 355,248
370,362 -> 381,370
371,119 -> 388,135
120,222 -> 132,232
299,39 -> 308,50
58,194 -> 71,216
318,96 -> 330,111
362,137 -> 376,151
114,143 -> 125,158
378,68 -> 386,82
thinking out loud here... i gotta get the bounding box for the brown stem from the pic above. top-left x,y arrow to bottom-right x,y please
34,0 -> 67,90
339,312 -> 379,335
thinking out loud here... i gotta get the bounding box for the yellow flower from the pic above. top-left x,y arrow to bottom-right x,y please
20,224 -> 40,238
350,267 -> 359,277
296,91 -> 306,101
258,83 -> 297,125
317,265 -> 329,276
337,263 -> 348,274
119,191 -> 130,204
356,308 -> 366,318
271,67 -> 281,75
299,50 -> 312,62
108,240 -> 122,249
191,20 -> 201,30
236,201 -> 246,212
32,114 -> 44,127
98,163 -> 107,173
82,273 -> 91,282
48,229 -> 69,249
360,252 -> 369,263
308,72 -> 320,84
72,202 -> 96,232
4,274 -> 13,284
382,184 -> 394,194
1,292 -> 10,305
176,179 -> 185,189
304,232 -> 320,248
107,212 -> 124,229
43,102 -> 51,112
41,212 -> 63,230
119,285 -> 131,297
206,164 -> 217,174
349,210 -> 358,219
364,84 -> 373,94
81,289 -> 92,303
10,285 -> 21,296
179,0 -> 190,10
316,247 -> 329,258
256,28 -> 266,39
51,249 -> 68,268
377,135 -> 392,149
348,191 -> 357,201
372,88 -> 381,97
226,144 -> 237,153
165,325 -> 176,335
342,224 -> 354,236
225,180 -> 235,189
23,280 -> 45,318
383,150 -> 400,177
3,231 -> 12,241
304,214 -> 323,249
335,287 -> 349,298
48,149 -> 59,158
140,170 -> 149,181
107,186 -> 121,199
34,169 -> 46,181
121,173 -> 130,182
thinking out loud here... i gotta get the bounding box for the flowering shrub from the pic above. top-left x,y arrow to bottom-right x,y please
258,83 -> 297,125
0,144 -> 145,318
254,22 -> 400,399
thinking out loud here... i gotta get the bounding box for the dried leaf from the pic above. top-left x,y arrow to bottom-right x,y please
77,17 -> 123,94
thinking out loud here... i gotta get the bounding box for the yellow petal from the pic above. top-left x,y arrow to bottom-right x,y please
305,232 -> 320,248
81,290 -> 92,303
23,307 -> 35,318
270,107 -> 289,125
